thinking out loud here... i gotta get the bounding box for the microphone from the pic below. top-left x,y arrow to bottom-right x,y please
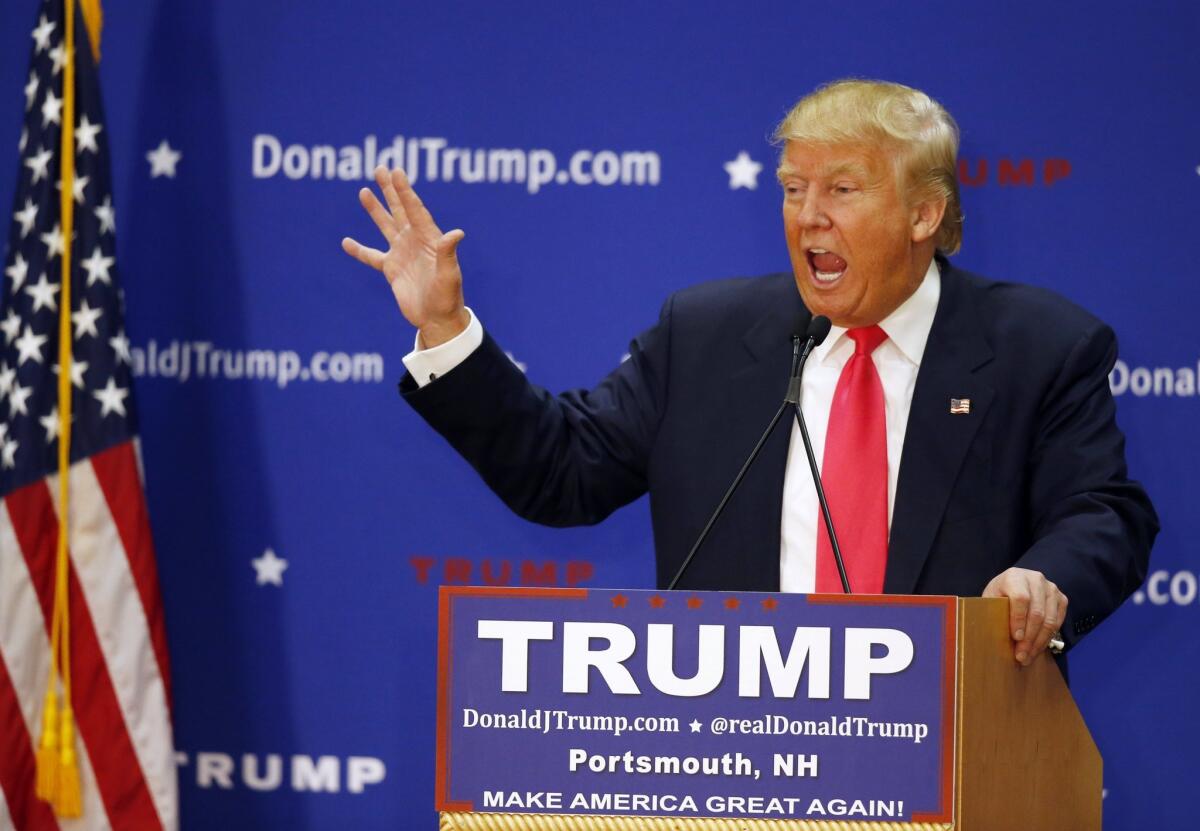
787,316 -> 853,594
667,315 -> 835,591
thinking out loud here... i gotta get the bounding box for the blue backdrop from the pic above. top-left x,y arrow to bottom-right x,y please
1,1 -> 1196,828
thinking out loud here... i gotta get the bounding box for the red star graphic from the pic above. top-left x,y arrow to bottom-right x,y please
648,595 -> 666,608
611,594 -> 628,608
686,596 -> 703,610
760,597 -> 779,611
723,597 -> 741,610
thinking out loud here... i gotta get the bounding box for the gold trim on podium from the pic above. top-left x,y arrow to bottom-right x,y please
440,812 -> 954,831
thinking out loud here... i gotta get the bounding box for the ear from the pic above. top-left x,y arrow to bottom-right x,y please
910,195 -> 947,245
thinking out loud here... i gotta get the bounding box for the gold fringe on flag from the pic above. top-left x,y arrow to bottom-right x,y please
34,0 -> 102,817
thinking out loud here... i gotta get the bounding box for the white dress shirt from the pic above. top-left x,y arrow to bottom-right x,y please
780,260 -> 941,591
403,260 -> 942,593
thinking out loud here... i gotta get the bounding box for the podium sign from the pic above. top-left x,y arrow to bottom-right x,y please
436,587 -> 956,825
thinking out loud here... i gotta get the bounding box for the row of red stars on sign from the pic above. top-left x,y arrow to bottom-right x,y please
609,594 -> 779,610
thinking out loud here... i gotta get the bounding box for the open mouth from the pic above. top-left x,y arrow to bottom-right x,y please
806,248 -> 848,284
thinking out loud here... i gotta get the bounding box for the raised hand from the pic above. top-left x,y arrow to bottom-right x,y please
342,166 -> 469,347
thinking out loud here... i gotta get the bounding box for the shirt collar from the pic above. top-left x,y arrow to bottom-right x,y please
812,258 -> 941,367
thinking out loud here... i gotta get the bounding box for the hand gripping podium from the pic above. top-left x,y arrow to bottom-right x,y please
436,588 -> 1100,831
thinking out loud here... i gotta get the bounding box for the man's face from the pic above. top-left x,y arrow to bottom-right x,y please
780,140 -> 929,328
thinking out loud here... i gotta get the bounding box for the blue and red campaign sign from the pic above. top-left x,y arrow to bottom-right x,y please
437,587 -> 956,823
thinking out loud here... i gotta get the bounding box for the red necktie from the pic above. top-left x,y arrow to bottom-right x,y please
815,325 -> 889,594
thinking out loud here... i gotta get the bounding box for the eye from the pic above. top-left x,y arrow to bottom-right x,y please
834,184 -> 857,195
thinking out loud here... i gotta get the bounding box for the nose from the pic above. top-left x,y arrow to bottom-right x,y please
796,189 -> 831,229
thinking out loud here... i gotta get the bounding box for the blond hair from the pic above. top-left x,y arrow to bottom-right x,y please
773,79 -> 963,254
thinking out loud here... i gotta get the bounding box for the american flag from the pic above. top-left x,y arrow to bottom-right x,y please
0,1 -> 177,829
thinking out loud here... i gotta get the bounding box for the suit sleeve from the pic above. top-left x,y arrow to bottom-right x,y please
1015,323 -> 1158,649
398,298 -> 674,527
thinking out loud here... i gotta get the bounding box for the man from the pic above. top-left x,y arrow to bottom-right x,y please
342,79 -> 1156,669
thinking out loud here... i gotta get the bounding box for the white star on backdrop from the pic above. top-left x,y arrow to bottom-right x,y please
72,300 -> 103,338
146,140 -> 181,178
689,719 -> 703,733
93,376 -> 128,417
4,254 -> 29,292
14,326 -> 47,366
76,116 -> 102,154
252,548 -> 289,586
14,199 -> 38,238
25,146 -> 52,183
81,246 -> 114,286
724,151 -> 763,190
31,15 -> 55,53
24,272 -> 60,313
0,363 -> 14,396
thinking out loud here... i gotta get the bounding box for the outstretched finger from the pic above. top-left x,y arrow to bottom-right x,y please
341,236 -> 385,270
375,166 -> 408,228
391,168 -> 441,237
359,187 -> 399,241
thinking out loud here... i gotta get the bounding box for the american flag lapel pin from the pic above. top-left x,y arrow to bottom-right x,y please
950,398 -> 971,415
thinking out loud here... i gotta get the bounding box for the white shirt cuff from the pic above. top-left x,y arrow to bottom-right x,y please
401,307 -> 484,388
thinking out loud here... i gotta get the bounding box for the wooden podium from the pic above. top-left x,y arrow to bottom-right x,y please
437,592 -> 1101,831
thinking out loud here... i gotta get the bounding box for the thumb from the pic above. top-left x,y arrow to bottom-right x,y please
437,229 -> 466,263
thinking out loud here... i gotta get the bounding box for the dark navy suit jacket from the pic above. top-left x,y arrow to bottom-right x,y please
402,259 -> 1157,650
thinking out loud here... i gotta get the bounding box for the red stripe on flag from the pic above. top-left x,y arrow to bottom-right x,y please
89,441 -> 173,709
6,479 -> 164,831
0,650 -> 60,831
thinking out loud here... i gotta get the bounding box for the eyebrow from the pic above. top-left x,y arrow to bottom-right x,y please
776,161 -> 873,182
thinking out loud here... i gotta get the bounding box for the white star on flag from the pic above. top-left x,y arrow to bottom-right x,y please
57,174 -> 90,204
73,300 -> 104,338
252,548 -> 289,586
109,331 -> 131,364
52,359 -> 89,390
24,72 -> 38,111
94,195 -> 115,234
39,406 -> 61,443
24,272 -> 60,313
31,15 -> 55,53
18,128 -> 27,154
0,362 -> 14,396
724,151 -> 763,190
1,434 -> 17,470
41,88 -> 63,128
0,311 -> 20,344
14,199 -> 38,238
93,376 -> 129,417
76,115 -> 102,154
8,382 -> 33,417
49,42 -> 67,75
14,326 -> 47,366
40,222 -> 64,259
5,253 -> 29,292
81,246 -> 114,285
25,145 -> 52,183
146,140 -> 182,178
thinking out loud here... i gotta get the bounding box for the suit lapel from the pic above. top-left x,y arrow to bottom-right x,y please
724,278 -> 809,591
885,263 -> 995,594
